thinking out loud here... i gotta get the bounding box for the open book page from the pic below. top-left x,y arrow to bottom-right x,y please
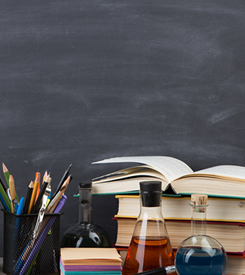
174,165 -> 245,181
92,176 -> 168,194
92,165 -> 167,183
93,156 -> 193,183
194,165 -> 245,180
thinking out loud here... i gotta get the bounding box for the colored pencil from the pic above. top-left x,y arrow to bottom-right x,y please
0,174 -> 7,192
46,175 -> 71,213
23,181 -> 34,214
0,175 -> 11,210
42,171 -> 48,185
2,163 -> 10,186
51,164 -> 72,200
9,174 -> 16,213
34,172 -> 41,202
28,173 -> 41,214
2,163 -> 19,202
31,175 -> 50,214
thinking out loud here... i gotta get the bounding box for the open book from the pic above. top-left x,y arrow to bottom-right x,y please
92,156 -> 245,198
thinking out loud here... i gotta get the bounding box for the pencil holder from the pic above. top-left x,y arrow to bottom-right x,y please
2,210 -> 62,275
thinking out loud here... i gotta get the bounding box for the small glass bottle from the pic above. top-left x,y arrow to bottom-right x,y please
61,182 -> 111,248
122,181 -> 176,275
175,194 -> 228,275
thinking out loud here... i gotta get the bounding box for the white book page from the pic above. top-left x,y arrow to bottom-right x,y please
93,156 -> 193,183
93,166 -> 167,183
194,165 -> 245,180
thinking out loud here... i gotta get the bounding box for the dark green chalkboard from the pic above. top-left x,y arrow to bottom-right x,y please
0,0 -> 245,256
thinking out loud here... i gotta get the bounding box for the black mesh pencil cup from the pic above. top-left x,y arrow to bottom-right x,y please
2,210 -> 61,275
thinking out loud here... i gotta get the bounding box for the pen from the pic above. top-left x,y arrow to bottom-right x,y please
17,197 -> 25,215
51,164 -> 72,201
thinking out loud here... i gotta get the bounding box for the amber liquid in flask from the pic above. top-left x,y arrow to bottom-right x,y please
122,181 -> 176,275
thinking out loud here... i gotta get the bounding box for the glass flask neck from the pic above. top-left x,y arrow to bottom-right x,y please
79,186 -> 92,224
139,204 -> 163,220
191,203 -> 208,236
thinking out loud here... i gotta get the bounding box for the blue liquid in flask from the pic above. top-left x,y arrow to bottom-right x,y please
175,235 -> 227,275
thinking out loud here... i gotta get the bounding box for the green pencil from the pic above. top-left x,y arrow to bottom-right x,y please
2,163 -> 10,186
2,163 -> 19,202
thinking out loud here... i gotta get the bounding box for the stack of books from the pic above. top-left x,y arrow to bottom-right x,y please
92,156 -> 245,275
60,248 -> 122,275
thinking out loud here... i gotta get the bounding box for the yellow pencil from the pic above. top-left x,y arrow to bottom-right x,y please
9,174 -> 16,213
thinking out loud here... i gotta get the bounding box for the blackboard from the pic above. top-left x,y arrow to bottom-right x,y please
1,0 -> 245,257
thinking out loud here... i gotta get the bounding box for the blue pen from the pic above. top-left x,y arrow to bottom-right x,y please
17,197 -> 25,215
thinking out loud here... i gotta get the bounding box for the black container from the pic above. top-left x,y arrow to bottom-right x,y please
2,210 -> 61,275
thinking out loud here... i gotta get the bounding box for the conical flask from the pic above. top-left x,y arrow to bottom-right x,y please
61,182 -> 111,248
122,181 -> 176,275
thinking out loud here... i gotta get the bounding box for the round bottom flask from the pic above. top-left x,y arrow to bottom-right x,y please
61,182 -> 111,248
175,194 -> 227,275
175,235 -> 227,275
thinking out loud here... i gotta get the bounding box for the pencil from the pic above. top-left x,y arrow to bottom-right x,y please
0,175 -> 7,192
27,173 -> 40,214
42,171 -> 48,185
51,164 -> 72,200
23,181 -> 34,214
3,163 -> 19,202
46,175 -> 71,213
0,182 -> 11,211
9,174 -> 16,213
31,175 -> 50,214
2,163 -> 10,186
34,172 -> 41,202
